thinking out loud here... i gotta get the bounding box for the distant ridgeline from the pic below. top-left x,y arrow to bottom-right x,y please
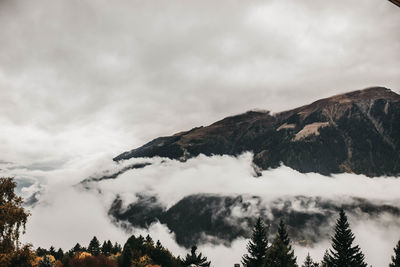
114,87 -> 400,177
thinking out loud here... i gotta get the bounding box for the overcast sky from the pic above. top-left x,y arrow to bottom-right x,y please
1,2 -> 400,264
0,0 -> 399,166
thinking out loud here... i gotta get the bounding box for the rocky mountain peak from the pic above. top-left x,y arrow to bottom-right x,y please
114,87 -> 400,177
277,87 -> 399,121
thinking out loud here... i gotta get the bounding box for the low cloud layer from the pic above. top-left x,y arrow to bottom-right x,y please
1,153 -> 398,266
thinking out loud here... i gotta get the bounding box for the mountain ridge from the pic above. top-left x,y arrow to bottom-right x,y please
114,87 -> 400,177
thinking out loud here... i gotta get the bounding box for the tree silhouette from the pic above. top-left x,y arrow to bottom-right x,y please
71,242 -> 84,255
101,240 -> 113,256
121,243 -> 133,267
242,217 -> 269,267
145,234 -> 154,246
49,246 -> 56,258
156,240 -> 163,250
181,246 -> 211,267
327,209 -> 367,267
88,236 -> 101,256
320,250 -> 330,267
264,219 -> 297,267
55,248 -> 64,260
112,242 -> 122,254
302,253 -> 319,267
389,240 -> 400,267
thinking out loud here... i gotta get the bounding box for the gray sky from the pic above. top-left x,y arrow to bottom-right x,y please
0,0 -> 399,165
1,2 -> 400,264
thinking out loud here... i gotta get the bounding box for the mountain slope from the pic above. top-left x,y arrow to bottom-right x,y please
109,194 -> 400,247
114,87 -> 400,177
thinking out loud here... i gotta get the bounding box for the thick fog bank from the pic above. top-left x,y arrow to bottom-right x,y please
2,153 -> 400,266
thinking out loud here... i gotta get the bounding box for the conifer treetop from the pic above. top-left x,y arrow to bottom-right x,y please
242,217 -> 269,267
389,240 -> 400,267
327,209 -> 367,267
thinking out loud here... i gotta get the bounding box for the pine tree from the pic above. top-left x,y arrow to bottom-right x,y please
112,241 -> 122,254
88,236 -> 101,256
242,217 -> 269,267
156,240 -> 163,250
181,246 -> 211,267
121,243 -> 133,267
327,209 -> 367,267
101,240 -> 113,256
389,240 -> 400,267
302,253 -> 319,267
55,248 -> 64,260
36,247 -> 47,257
106,240 -> 113,254
320,250 -> 331,267
264,219 -> 297,267
303,253 -> 313,267
49,246 -> 56,258
138,235 -> 145,243
71,242 -> 83,254
278,220 -> 293,248
101,241 -> 107,255
145,234 -> 154,246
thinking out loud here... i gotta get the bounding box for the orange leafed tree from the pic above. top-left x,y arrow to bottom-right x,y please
0,177 -> 32,266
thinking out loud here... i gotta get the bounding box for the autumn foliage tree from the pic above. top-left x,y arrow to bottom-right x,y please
38,255 -> 55,267
0,177 -> 33,266
68,254 -> 117,267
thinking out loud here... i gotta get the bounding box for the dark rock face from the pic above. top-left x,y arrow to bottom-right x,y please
108,194 -> 400,248
109,194 -> 164,228
114,87 -> 400,177
81,163 -> 152,184
388,0 -> 400,8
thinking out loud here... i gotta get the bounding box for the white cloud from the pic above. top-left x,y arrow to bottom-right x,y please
23,186 -> 128,250
7,153 -> 398,266
90,153 -> 400,207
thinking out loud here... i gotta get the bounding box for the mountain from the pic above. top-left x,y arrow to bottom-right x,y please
114,87 -> 400,177
389,0 -> 400,8
90,87 -> 400,248
108,193 -> 400,247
